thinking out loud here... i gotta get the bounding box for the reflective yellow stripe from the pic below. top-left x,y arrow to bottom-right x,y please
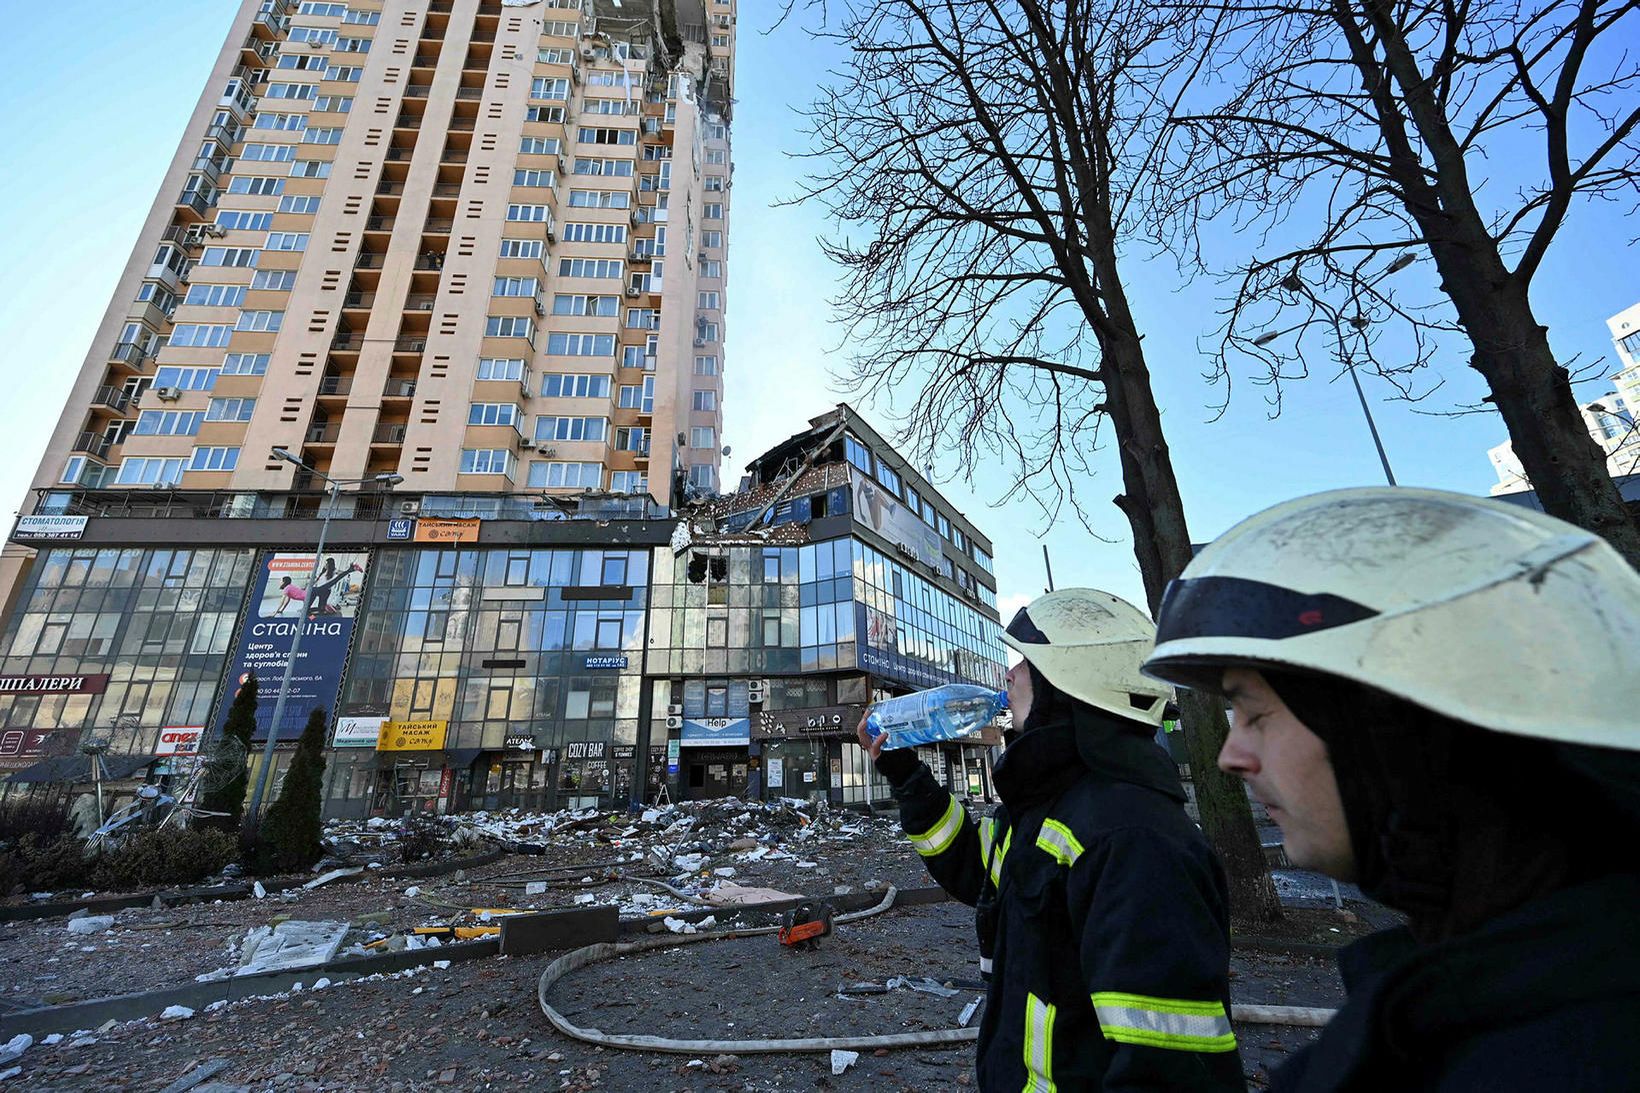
1023,992 -> 1057,1092
989,827 -> 1012,887
1091,991 -> 1237,1053
1035,818 -> 1084,868
907,795 -> 963,858
978,815 -> 995,861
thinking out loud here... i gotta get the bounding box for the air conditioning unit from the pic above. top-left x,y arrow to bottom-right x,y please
183,225 -> 208,246
579,45 -> 596,60
533,297 -> 545,316
666,703 -> 683,716
545,226 -> 557,243
202,223 -> 227,238
519,438 -> 537,450
154,386 -> 183,401
692,337 -> 706,347
664,715 -> 683,730
624,285 -> 641,297
398,500 -> 421,515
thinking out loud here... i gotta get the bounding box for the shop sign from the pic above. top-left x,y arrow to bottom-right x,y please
0,674 -> 110,696
334,716 -> 385,747
14,515 -> 88,540
413,517 -> 481,543
583,654 -> 628,670
378,719 -> 448,751
766,757 -> 784,788
666,738 -> 680,775
680,717 -> 750,748
504,734 -> 536,751
215,550 -> 369,742
754,704 -> 866,739
565,741 -> 607,760
386,518 -> 414,541
0,729 -> 54,772
612,745 -> 635,759
155,726 -> 203,757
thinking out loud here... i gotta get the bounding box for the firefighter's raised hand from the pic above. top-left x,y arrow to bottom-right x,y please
856,714 -> 887,761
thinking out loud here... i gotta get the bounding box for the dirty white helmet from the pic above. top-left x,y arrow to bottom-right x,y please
1142,487 -> 1640,750
1003,588 -> 1173,727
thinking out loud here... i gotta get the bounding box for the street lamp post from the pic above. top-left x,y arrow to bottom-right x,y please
1254,252 -> 1418,487
242,449 -> 402,833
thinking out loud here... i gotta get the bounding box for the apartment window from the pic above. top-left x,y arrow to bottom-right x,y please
844,435 -> 872,474
278,195 -> 321,214
214,211 -> 273,232
205,397 -> 256,422
562,222 -> 627,244
936,512 -> 951,538
583,98 -> 636,115
303,127 -> 344,145
701,230 -> 724,249
313,95 -> 354,112
484,315 -> 536,343
697,291 -> 721,310
625,308 -> 660,330
543,19 -> 582,36
506,204 -> 553,222
692,390 -> 717,411
460,449 -> 513,476
153,367 -> 219,391
468,403 -> 521,427
221,353 -> 270,376
265,232 -> 309,251
573,158 -> 634,177
705,148 -> 727,165
113,457 -> 186,486
477,357 -> 527,382
513,169 -> 557,188
227,176 -> 285,196
538,47 -> 575,63
525,105 -> 567,123
265,84 -> 318,100
527,460 -> 602,488
974,545 -> 994,576
520,136 -> 561,155
615,425 -> 648,451
700,258 -> 723,278
329,66 -> 364,81
577,127 -> 637,146
696,320 -> 721,342
342,8 -> 380,23
493,276 -> 540,297
290,160 -> 332,178
609,470 -> 647,494
531,77 -> 570,100
534,416 -> 608,442
558,258 -> 623,279
170,324 -> 235,348
251,269 -> 298,291
235,310 -> 284,332
241,143 -> 297,163
298,1 -> 347,13
690,426 -> 716,449
545,332 -> 615,356
689,465 -> 716,488
552,294 -> 618,316
134,410 -> 204,436
875,461 -> 902,497
288,26 -> 336,45
188,446 -> 240,472
277,54 -> 329,71
712,33 -> 729,47
704,175 -> 726,192
200,247 -> 259,267
693,355 -> 718,376
498,238 -> 544,259
703,203 -> 724,220
254,113 -> 307,131
567,189 -> 631,209
184,284 -> 246,308
540,373 -> 610,398
618,378 -> 655,412
335,36 -> 371,52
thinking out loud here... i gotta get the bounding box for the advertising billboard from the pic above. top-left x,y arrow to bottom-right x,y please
850,470 -> 944,568
214,550 -> 370,743
680,717 -> 751,748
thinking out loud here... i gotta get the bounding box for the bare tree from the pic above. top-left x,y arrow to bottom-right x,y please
1165,0 -> 1640,565
796,0 -> 1282,922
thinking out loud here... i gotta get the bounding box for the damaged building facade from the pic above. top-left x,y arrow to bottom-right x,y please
648,406 -> 1007,806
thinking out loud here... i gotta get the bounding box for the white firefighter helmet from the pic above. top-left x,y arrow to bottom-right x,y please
1142,486 -> 1640,750
1003,588 -> 1173,727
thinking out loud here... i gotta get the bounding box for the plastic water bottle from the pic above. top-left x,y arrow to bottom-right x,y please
866,684 -> 1009,751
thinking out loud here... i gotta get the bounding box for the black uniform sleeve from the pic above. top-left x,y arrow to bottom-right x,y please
1066,825 -> 1244,1091
886,762 -> 988,907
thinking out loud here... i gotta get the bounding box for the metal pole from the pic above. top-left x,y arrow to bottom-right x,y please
1042,545 -> 1055,592
1344,357 -> 1398,486
244,479 -> 339,830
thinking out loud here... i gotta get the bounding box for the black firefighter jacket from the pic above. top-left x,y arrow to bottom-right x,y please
888,720 -> 1246,1091
1272,872 -> 1640,1091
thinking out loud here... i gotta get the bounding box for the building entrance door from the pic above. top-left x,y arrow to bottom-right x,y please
683,747 -> 747,800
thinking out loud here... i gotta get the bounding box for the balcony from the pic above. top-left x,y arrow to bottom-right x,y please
376,181 -> 406,196
354,252 -> 387,269
373,423 -> 408,444
405,293 -> 436,311
454,87 -> 483,100
411,53 -> 440,67
72,432 -> 113,459
175,186 -> 213,221
405,86 -> 433,100
393,336 -> 428,354
431,183 -> 462,198
203,122 -> 241,146
317,375 -> 353,397
423,218 -> 453,234
305,422 -> 342,444
395,115 -> 424,131
331,333 -> 365,352
382,379 -> 417,399
343,291 -> 375,308
447,118 -> 475,132
365,215 -> 397,231
384,147 -> 415,162
89,386 -> 132,414
109,341 -> 149,369
439,150 -> 469,165
413,254 -> 445,271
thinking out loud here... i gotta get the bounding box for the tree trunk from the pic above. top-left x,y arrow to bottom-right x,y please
1098,280 -> 1284,926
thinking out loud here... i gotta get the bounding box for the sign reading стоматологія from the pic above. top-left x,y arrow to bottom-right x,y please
213,550 -> 370,742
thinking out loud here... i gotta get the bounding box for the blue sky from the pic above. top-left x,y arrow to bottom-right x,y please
2,2 -> 1634,618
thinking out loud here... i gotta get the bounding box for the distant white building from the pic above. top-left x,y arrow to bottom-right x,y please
1488,303 -> 1640,495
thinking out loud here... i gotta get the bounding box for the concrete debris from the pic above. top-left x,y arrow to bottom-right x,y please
830,1049 -> 859,1075
197,920 -> 350,979
701,883 -> 802,906
887,975 -> 961,998
252,882 -> 266,899
662,915 -> 716,934
0,1035 -> 32,1067
65,916 -> 114,936
160,1005 -> 196,1021
960,997 -> 983,1027
302,866 -> 365,890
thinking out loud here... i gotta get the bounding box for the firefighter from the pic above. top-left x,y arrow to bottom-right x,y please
1143,487 -> 1640,1090
859,588 -> 1245,1090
